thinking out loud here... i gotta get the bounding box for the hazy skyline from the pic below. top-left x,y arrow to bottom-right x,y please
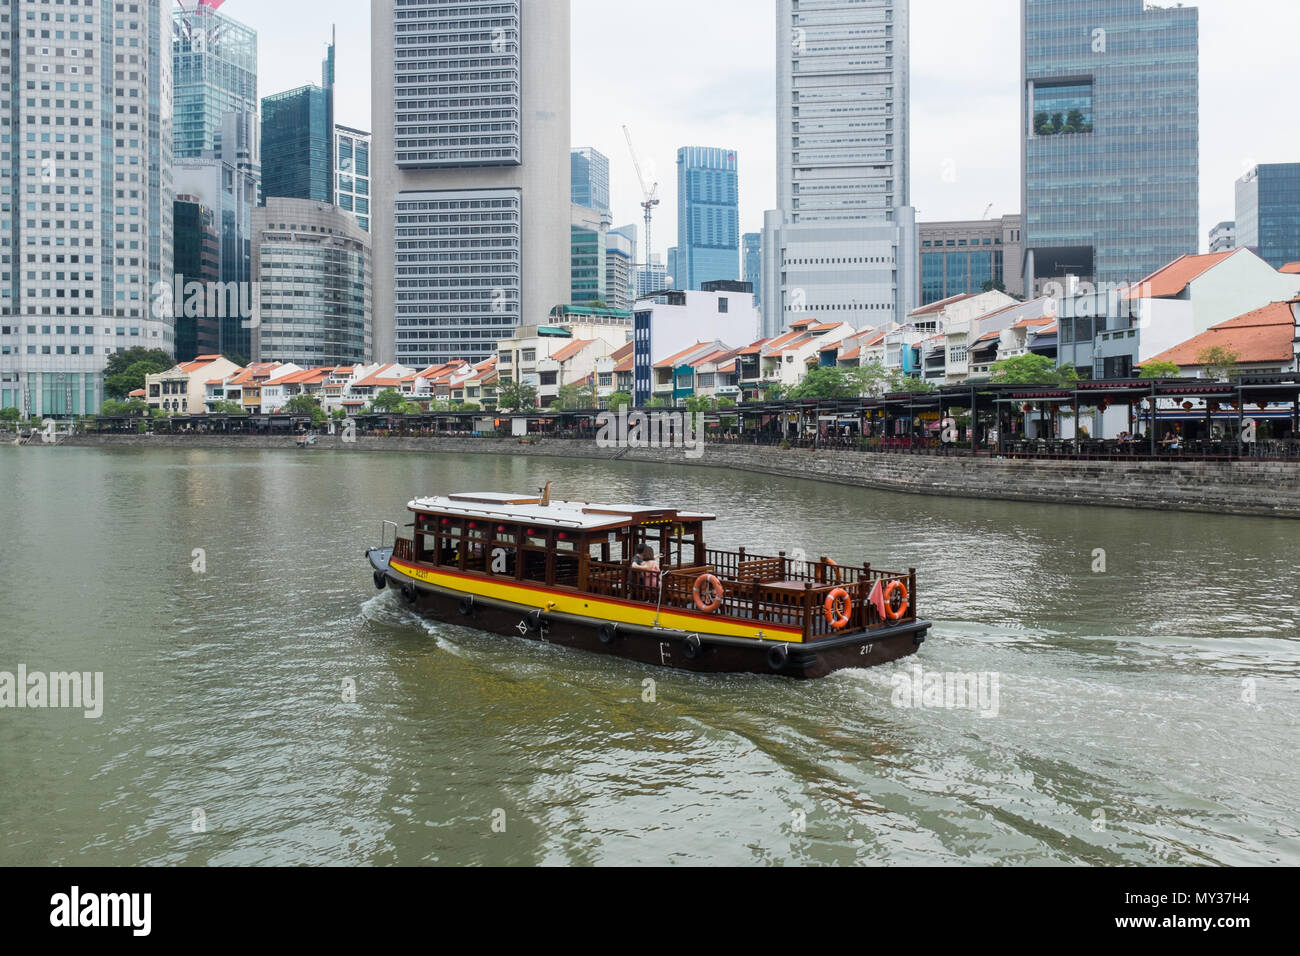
235,0 -> 1296,264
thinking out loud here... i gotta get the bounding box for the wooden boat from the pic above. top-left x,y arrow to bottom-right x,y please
365,487 -> 930,679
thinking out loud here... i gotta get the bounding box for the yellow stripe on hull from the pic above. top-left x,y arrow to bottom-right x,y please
389,559 -> 805,643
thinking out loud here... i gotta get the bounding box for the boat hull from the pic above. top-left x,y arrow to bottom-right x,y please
367,548 -> 928,679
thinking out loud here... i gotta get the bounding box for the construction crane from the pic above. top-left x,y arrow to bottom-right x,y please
622,125 -> 660,271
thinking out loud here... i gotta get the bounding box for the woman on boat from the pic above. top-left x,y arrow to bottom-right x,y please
632,545 -> 661,594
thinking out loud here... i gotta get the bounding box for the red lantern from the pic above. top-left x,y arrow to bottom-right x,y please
1182,401 -> 1194,412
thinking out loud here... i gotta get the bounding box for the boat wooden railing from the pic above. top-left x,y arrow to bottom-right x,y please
394,536 -> 415,562
584,555 -> 917,639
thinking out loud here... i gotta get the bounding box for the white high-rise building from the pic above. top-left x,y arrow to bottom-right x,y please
371,0 -> 572,367
0,0 -> 174,418
762,0 -> 917,339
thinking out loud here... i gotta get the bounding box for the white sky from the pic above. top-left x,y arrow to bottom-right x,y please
238,0 -> 1298,261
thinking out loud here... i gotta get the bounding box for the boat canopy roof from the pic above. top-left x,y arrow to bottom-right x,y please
409,492 -> 716,532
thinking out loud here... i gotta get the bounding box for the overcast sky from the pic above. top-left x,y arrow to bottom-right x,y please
241,0 -> 1297,261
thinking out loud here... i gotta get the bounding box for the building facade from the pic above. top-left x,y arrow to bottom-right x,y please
604,230 -> 634,312
676,146 -> 739,290
919,216 -> 1024,305
632,282 -> 760,405
173,195 -> 222,361
336,126 -> 371,232
0,0 -> 175,418
371,0 -> 571,368
1022,0 -> 1199,293
765,0 -> 918,339
172,2 -> 257,160
571,147 -> 610,215
1236,164 -> 1300,270
742,233 -> 762,308
570,204 -> 607,307
172,2 -> 260,362
251,198 -> 372,368
261,33 -> 335,204
1209,220 -> 1236,255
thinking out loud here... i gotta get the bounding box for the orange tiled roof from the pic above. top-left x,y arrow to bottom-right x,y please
1281,262 -> 1300,275
717,361 -> 737,374
610,341 -> 634,362
205,378 -> 226,386
788,318 -> 816,329
129,388 -> 146,397
739,338 -> 771,356
909,292 -> 980,317
352,364 -> 408,388
614,355 -> 634,374
810,322 -> 841,332
690,348 -> 738,369
765,330 -> 807,352
226,363 -> 283,386
1143,300 -> 1296,367
1013,316 -> 1056,330
277,367 -> 335,386
1125,249 -> 1240,300
549,339 -> 596,363
654,342 -> 715,369
839,347 -> 861,361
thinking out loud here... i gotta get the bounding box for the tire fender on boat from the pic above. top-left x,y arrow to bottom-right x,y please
458,595 -> 476,616
525,609 -> 544,633
683,633 -> 702,660
766,644 -> 790,672
373,570 -> 387,591
597,623 -> 619,645
401,582 -> 418,604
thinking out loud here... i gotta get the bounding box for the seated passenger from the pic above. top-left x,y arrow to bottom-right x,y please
632,545 -> 661,591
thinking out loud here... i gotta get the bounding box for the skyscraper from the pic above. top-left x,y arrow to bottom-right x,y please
764,0 -> 917,338
571,147 -> 610,215
1236,164 -> 1300,270
336,126 -> 371,232
571,205 -> 607,306
172,2 -> 258,160
252,198 -> 372,367
677,147 -> 739,290
261,34 -> 336,204
0,0 -> 174,418
173,1 -> 260,361
371,0 -> 571,368
173,195 -> 222,361
1022,0 -> 1199,292
742,233 -> 762,307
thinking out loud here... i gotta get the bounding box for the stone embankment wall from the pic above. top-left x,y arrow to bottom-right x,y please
54,434 -> 1300,519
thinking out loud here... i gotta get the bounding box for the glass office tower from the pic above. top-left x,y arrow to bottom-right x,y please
677,147 -> 740,290
1022,0 -> 1199,291
571,148 -> 611,215
1236,164 -> 1300,270
742,233 -> 762,307
261,36 -> 336,204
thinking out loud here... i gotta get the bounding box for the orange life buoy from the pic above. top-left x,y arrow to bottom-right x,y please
824,588 -> 852,630
883,581 -> 910,621
692,573 -> 724,613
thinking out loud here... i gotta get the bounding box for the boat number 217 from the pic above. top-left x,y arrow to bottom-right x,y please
860,644 -> 874,656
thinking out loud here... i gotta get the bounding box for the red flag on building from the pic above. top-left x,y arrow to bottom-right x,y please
198,0 -> 227,10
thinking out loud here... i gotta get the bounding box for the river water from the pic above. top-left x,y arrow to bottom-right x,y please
0,446 -> 1297,866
